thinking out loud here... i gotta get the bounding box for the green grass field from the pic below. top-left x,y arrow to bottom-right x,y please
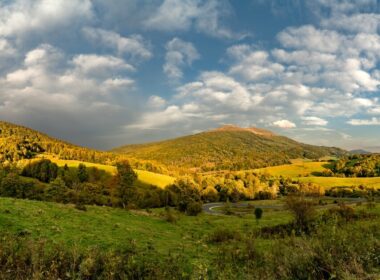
0,197 -> 292,258
254,160 -> 380,189
31,155 -> 176,188
254,160 -> 327,177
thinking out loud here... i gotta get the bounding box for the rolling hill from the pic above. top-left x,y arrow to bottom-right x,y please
0,120 -> 175,186
112,125 -> 346,172
0,120 -> 116,164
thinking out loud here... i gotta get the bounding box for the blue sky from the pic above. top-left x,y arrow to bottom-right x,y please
0,0 -> 380,151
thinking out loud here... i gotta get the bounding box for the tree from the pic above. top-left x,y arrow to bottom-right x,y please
21,159 -> 58,183
285,195 -> 316,234
254,208 -> 263,223
115,161 -> 137,208
77,164 -> 89,183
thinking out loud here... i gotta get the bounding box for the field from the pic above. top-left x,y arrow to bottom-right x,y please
0,197 -> 291,259
30,155 -> 176,188
254,160 -> 380,189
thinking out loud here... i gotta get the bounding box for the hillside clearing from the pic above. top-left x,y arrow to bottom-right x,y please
254,161 -> 380,189
31,155 -> 176,188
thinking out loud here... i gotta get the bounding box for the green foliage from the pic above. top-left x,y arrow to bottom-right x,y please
285,195 -> 317,234
115,160 -> 138,208
113,128 -> 345,172
254,208 -> 263,221
21,159 -> 58,183
77,163 -> 89,182
329,154 -> 380,177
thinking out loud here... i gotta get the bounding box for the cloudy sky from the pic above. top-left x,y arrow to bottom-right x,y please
1,0 -> 380,151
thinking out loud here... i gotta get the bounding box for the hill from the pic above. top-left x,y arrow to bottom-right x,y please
0,121 -> 116,164
350,149 -> 372,155
112,125 -> 346,172
0,120 -> 171,179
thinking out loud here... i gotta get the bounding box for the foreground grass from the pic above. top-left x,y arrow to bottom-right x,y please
0,197 -> 291,259
0,197 -> 379,279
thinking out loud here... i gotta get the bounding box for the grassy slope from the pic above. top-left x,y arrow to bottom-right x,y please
254,160 -> 380,189
34,155 -> 176,188
113,129 -> 345,171
0,197 -> 291,260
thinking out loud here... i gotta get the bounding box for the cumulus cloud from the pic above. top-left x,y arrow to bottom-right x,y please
302,116 -> 328,126
72,54 -> 135,77
163,38 -> 200,80
227,45 -> 284,81
83,27 -> 152,61
348,117 -> 380,126
272,120 -> 296,129
145,0 -> 241,39
0,0 -> 93,38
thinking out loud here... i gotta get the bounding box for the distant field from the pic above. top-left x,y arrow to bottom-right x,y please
254,160 -> 380,189
297,176 -> 380,188
254,160 -> 327,177
30,155 -> 176,188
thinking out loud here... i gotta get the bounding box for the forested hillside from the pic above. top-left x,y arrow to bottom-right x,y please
0,121 -> 117,164
113,125 -> 346,172
327,154 -> 380,177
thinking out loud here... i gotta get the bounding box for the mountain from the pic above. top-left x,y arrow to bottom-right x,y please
0,121 -> 116,164
349,149 -> 372,155
112,125 -> 346,172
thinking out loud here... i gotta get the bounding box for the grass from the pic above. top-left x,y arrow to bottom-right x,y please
29,154 -> 176,188
254,160 -> 327,177
0,197 -> 291,259
254,160 -> 380,189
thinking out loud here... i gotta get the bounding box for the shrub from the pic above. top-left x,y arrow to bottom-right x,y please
208,228 -> 240,243
254,208 -> 263,222
285,195 -> 316,234
163,207 -> 179,224
75,203 -> 87,211
186,201 -> 202,216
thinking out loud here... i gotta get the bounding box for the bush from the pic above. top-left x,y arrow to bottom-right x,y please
75,203 -> 87,211
186,201 -> 202,216
285,195 -> 316,234
254,208 -> 263,222
208,228 -> 240,243
163,207 -> 179,224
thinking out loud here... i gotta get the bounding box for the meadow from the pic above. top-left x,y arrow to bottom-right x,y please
254,160 -> 380,189
0,196 -> 379,279
0,197 -> 291,259
29,154 -> 176,188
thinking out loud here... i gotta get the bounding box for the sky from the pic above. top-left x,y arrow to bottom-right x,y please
1,0 -> 380,151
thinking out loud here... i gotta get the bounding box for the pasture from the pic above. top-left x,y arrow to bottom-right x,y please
31,154 -> 176,188
254,160 -> 380,189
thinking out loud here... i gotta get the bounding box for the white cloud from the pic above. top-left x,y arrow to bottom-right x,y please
163,38 -> 199,80
321,13 -> 380,34
348,117 -> 380,126
0,44 -> 138,144
72,54 -> 135,76
302,116 -> 328,126
272,119 -> 296,129
277,25 -> 343,53
228,46 -> 284,81
145,0 -> 240,39
0,0 -> 93,37
83,27 -> 152,60
0,38 -> 16,58
148,95 -> 167,109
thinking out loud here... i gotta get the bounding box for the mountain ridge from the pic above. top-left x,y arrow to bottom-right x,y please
112,125 -> 346,172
